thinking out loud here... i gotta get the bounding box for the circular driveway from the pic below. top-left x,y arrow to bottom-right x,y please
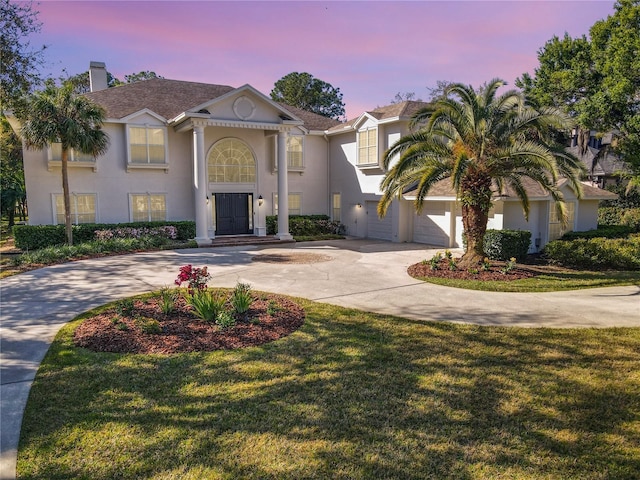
1,238 -> 639,478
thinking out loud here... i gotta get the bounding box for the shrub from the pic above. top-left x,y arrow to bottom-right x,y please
175,265 -> 210,294
561,226 -> 634,240
543,234 -> 640,270
187,289 -> 226,322
13,221 -> 196,250
598,206 -> 625,226
620,208 -> 640,232
157,287 -> 179,315
231,283 -> 253,315
483,230 -> 531,261
216,311 -> 236,330
266,215 -> 345,236
135,316 -> 162,334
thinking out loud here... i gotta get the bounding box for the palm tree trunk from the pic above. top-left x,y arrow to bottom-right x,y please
61,148 -> 73,245
459,203 -> 489,269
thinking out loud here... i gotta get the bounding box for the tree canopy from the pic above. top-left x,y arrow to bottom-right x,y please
0,0 -> 46,110
379,79 -> 584,267
516,0 -> 640,184
270,72 -> 345,120
64,70 -> 163,94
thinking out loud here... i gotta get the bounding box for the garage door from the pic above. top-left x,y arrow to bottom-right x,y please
366,201 -> 393,241
413,201 -> 448,246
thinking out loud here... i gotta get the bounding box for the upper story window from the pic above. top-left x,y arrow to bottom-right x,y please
357,127 -> 378,165
54,193 -> 96,224
208,138 -> 256,183
127,125 -> 168,171
287,136 -> 304,169
48,143 -> 97,171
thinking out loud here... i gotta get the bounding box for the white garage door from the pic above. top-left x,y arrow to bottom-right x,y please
366,201 -> 393,241
413,201 -> 449,246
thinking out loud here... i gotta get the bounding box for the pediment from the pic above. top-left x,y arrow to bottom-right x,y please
187,84 -> 303,125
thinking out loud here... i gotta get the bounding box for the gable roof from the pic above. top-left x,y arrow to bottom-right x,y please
403,177 -> 618,201
84,79 -> 235,120
567,144 -> 629,177
84,78 -> 341,131
327,100 -> 431,133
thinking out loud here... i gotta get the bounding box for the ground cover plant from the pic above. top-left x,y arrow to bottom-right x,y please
18,298 -> 640,479
409,251 -> 640,292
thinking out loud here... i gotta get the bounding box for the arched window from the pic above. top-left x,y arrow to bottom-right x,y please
208,138 -> 256,183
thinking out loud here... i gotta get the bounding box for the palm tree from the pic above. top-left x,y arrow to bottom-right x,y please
379,79 -> 585,268
19,81 -> 108,245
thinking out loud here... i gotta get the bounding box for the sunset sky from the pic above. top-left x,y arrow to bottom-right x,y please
28,0 -> 615,119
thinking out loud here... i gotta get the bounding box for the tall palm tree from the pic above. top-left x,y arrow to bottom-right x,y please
19,81 -> 108,245
379,79 -> 585,268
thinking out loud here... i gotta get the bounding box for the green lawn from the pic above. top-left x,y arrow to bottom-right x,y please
18,298 -> 640,479
416,269 -> 640,292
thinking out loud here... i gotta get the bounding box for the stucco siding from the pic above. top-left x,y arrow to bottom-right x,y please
577,200 -> 599,231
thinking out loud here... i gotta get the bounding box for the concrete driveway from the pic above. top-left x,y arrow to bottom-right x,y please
1,238 -> 639,479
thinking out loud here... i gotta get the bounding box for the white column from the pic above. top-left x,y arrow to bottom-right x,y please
276,131 -> 292,240
193,125 -> 211,245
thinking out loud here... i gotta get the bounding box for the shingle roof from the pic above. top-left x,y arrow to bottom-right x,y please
404,177 -> 617,200
84,79 -> 235,120
327,100 -> 431,133
84,79 -> 341,131
566,144 -> 628,177
275,103 -> 341,131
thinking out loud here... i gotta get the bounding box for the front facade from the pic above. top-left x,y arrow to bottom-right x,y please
11,62 -> 617,251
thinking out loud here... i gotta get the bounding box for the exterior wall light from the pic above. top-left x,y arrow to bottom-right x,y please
258,195 -> 264,206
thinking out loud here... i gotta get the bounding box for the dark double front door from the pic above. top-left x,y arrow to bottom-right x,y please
214,193 -> 252,235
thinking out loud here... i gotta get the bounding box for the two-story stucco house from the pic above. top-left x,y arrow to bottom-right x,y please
10,62 -> 616,252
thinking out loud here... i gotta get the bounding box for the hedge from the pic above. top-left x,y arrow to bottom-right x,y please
266,215 -> 345,237
482,229 -> 531,261
543,234 -> 640,270
13,221 -> 196,251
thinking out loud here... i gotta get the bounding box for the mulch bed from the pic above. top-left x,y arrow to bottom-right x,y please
408,258 -> 539,281
73,293 -> 305,355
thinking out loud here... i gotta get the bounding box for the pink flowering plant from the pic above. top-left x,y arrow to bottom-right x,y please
175,265 -> 211,294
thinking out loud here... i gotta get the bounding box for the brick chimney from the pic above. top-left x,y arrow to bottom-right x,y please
89,61 -> 108,92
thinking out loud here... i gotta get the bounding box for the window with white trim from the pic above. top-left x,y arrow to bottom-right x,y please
128,126 -> 167,164
208,138 -> 256,183
49,143 -> 96,163
130,193 -> 167,222
287,136 -> 304,169
357,127 -> 378,165
54,193 -> 96,224
332,193 -> 341,222
273,193 -> 302,215
549,201 -> 575,241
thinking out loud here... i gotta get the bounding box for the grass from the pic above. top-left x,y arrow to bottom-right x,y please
17,297 -> 640,479
416,268 -> 640,292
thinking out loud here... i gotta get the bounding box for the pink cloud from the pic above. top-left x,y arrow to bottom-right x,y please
33,0 -> 615,119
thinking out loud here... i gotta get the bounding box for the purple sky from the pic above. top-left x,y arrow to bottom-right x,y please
29,0 -> 615,119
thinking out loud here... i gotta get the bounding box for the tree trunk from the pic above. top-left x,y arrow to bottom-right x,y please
61,149 -> 73,245
458,203 -> 489,269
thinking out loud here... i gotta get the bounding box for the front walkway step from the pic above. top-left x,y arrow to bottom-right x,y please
208,235 -> 295,248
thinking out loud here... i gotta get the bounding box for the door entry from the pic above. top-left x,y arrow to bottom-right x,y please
214,193 -> 252,235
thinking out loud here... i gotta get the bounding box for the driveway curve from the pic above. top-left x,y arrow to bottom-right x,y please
1,238 -> 639,478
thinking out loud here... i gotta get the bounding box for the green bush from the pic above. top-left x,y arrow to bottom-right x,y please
266,215 -> 344,237
482,230 -> 531,261
620,208 -> 640,231
561,226 -> 634,240
543,234 -> 640,270
598,206 -> 625,226
13,221 -> 196,250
